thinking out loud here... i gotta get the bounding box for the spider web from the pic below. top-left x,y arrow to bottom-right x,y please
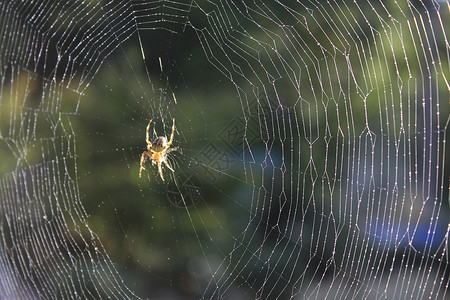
0,0 -> 449,299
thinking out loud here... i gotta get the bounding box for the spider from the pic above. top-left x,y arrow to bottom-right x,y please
139,118 -> 178,181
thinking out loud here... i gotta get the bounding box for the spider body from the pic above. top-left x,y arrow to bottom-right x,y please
139,118 -> 178,181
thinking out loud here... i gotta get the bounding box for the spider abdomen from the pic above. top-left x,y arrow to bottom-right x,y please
152,136 -> 167,151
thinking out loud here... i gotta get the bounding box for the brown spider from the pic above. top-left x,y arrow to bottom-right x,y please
139,118 -> 178,181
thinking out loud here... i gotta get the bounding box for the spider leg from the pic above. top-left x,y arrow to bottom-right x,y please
164,160 -> 174,172
165,146 -> 179,154
146,118 -> 153,145
139,152 -> 149,177
166,118 -> 175,148
158,162 -> 165,181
